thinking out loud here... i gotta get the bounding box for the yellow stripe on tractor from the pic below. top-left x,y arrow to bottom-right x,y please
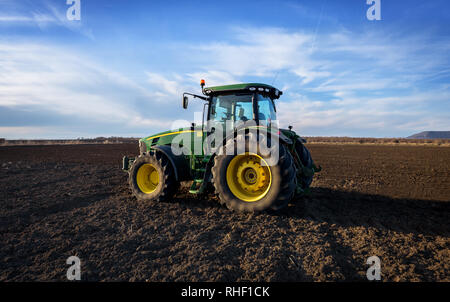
146,130 -> 195,141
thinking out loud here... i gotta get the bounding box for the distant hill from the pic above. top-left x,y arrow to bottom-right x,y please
407,131 -> 450,139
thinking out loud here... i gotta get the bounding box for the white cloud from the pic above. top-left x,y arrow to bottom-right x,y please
146,72 -> 180,96
0,43 -> 177,137
188,26 -> 450,90
1,24 -> 449,138
194,27 -> 314,78
0,2 -> 94,39
0,126 -> 55,139
186,71 -> 238,87
276,90 -> 450,137
292,67 -> 330,84
182,26 -> 450,136
0,16 -> 34,22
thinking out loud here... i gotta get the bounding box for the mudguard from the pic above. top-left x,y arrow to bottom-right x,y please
151,145 -> 191,181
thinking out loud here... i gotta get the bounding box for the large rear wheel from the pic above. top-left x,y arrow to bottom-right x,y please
212,135 -> 296,212
295,141 -> 314,188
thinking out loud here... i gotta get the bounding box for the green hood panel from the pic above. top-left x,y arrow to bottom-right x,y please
142,127 -> 204,148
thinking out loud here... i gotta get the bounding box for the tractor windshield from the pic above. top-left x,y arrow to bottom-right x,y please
209,93 -> 277,127
210,93 -> 253,123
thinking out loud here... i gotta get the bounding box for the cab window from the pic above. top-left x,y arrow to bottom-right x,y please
210,93 -> 253,123
257,95 -> 277,126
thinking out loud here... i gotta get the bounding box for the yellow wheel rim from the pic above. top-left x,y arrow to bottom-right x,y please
136,164 -> 159,194
226,153 -> 272,202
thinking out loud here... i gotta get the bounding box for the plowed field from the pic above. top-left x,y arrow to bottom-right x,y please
1,144 -> 449,281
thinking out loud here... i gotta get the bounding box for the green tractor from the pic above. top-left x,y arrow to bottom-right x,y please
123,80 -> 320,212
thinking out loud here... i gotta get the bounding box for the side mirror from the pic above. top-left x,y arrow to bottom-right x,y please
182,96 -> 188,109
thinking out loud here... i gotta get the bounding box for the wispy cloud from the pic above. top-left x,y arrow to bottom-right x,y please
277,90 -> 450,137
0,43 -> 183,138
175,26 -> 450,136
0,14 -> 56,25
193,27 -> 314,78
0,1 -> 94,39
1,13 -> 449,139
146,72 -> 180,96
0,16 -> 33,22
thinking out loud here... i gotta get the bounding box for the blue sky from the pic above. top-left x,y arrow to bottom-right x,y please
0,0 -> 449,139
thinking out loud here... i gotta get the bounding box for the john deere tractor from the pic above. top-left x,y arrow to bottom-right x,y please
123,81 -> 320,212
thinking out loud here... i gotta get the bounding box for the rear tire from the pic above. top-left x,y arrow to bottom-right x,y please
129,151 -> 176,202
212,135 -> 296,212
295,142 -> 314,188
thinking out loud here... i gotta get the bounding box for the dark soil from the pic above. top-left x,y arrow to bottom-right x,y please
0,144 -> 449,281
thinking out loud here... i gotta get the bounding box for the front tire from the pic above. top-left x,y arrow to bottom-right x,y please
129,151 -> 176,202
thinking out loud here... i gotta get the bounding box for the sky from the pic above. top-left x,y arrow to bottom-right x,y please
0,0 -> 449,139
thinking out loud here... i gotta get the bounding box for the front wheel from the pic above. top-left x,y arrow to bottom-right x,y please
128,151 -> 176,202
212,137 -> 296,212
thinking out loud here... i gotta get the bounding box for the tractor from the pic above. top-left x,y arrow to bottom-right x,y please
123,80 -> 320,212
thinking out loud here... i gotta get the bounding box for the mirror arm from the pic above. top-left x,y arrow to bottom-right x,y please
183,92 -> 209,101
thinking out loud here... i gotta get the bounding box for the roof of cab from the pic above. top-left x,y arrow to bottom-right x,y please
203,83 -> 283,99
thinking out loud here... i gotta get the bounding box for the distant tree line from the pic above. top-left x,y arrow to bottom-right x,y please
1,136 -> 449,146
0,137 -> 139,146
304,137 -> 450,146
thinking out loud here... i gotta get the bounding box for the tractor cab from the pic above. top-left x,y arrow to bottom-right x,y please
202,82 -> 282,129
208,89 -> 278,129
183,82 -> 282,137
